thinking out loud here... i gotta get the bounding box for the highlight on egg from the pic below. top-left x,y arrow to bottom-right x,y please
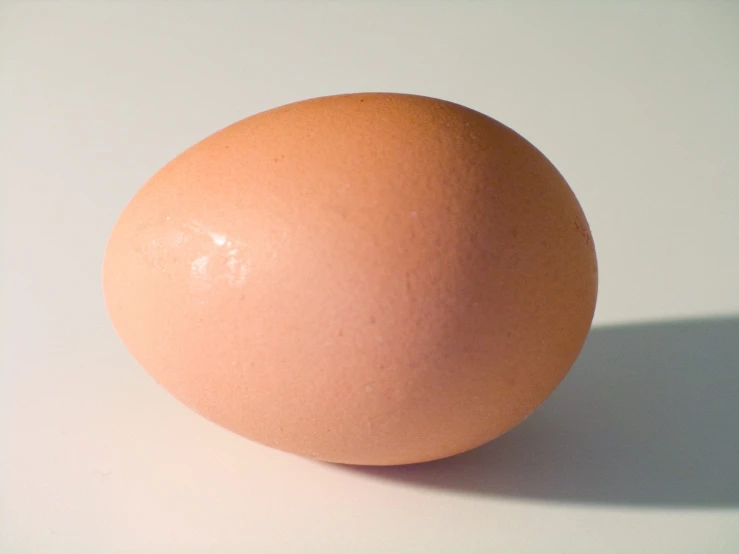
103,92 -> 597,466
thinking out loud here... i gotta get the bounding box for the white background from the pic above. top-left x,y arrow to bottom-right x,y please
1,2 -> 738,553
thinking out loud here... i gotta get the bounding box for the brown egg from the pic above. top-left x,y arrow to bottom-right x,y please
103,93 -> 597,466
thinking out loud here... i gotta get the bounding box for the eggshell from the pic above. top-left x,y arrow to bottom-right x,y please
103,93 -> 597,465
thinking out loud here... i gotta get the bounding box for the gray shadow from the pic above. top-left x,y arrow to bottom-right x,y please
346,317 -> 739,507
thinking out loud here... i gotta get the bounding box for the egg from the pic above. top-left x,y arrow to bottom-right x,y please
103,93 -> 597,466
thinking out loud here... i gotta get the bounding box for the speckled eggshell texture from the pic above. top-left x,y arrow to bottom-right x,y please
103,93 -> 598,466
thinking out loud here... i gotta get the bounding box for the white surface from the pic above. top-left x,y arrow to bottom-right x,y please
2,2 -> 738,553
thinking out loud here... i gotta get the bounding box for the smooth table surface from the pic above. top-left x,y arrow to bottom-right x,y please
2,2 -> 738,553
